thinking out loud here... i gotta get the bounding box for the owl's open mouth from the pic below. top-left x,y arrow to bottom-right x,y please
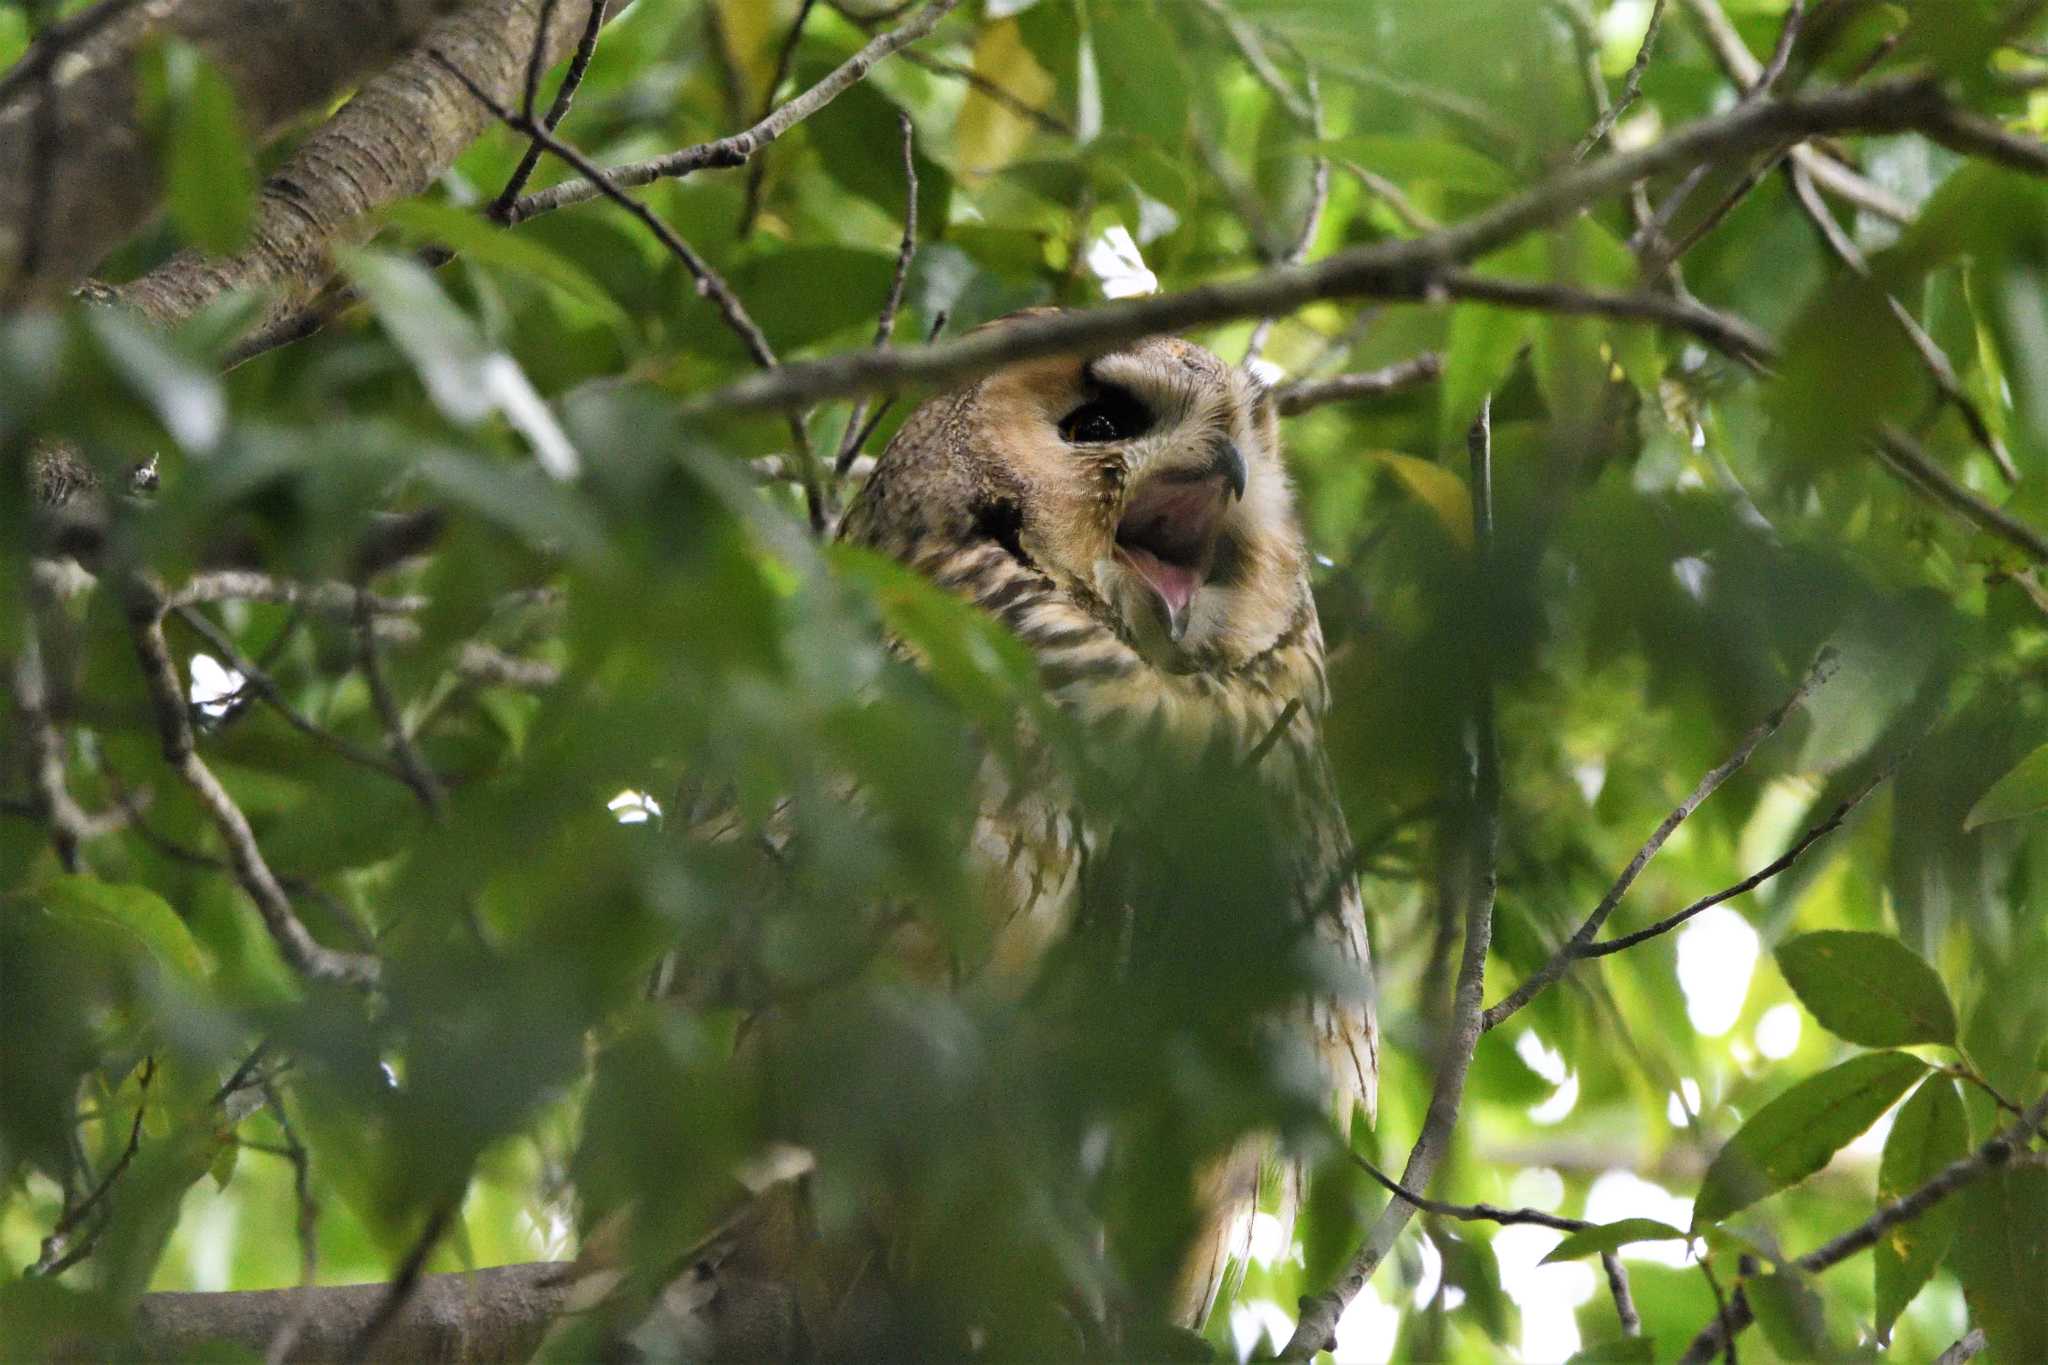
1114,449 -> 1244,642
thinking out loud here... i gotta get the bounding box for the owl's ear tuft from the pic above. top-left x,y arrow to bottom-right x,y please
972,498 -> 1031,567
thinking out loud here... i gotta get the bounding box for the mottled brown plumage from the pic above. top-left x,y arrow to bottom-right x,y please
840,324 -> 1378,1325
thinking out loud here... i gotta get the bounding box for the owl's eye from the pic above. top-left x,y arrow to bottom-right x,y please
1058,386 -> 1152,445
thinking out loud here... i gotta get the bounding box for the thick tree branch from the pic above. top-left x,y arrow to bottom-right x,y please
689,76 -> 1979,415
0,0 -> 469,303
102,0 -> 621,331
132,1262 -> 571,1364
502,0 -> 961,223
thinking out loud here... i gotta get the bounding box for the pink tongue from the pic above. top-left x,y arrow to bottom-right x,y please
1123,545 -> 1200,635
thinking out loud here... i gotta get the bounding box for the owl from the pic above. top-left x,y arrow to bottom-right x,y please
838,323 -> 1379,1328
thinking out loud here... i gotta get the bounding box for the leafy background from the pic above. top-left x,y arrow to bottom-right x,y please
3,0 -> 2046,1361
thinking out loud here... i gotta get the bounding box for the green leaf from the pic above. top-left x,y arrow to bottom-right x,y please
1950,1163 -> 2048,1363
346,250 -> 580,480
35,877 -> 206,982
1746,1271 -> 1829,1360
1774,931 -> 1957,1047
84,308 -> 226,453
1321,133 -> 1513,195
1874,1076 -> 1967,1341
1965,741 -> 2048,830
1540,1219 -> 1687,1265
384,201 -> 628,328
1693,1051 -> 1927,1227
1438,305 -> 1530,450
162,43 -> 256,254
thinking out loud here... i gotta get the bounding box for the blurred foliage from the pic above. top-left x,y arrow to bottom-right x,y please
4,0 -> 2048,1361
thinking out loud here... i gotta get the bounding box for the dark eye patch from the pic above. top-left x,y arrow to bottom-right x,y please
1058,381 -> 1152,445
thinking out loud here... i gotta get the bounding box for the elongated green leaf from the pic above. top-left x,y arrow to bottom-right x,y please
1539,1218 -> 1686,1264
1951,1164 -> 2048,1364
1438,305 -> 1530,450
384,201 -> 627,327
1965,741 -> 2048,830
1693,1051 -> 1927,1227
1874,1076 -> 1967,1341
35,877 -> 206,981
1747,1271 -> 1829,1360
1774,931 -> 1957,1047
164,46 -> 256,254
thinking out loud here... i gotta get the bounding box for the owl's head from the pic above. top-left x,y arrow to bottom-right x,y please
853,327 -> 1308,674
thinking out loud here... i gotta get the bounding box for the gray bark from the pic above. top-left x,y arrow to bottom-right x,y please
0,0 -> 468,303
104,0 -> 622,331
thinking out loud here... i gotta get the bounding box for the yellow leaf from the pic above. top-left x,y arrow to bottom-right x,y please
716,0 -> 800,102
1368,451 -> 1473,549
955,20 -> 1056,177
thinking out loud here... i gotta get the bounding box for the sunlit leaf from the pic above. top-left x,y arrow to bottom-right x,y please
1368,451 -> 1473,549
1693,1052 -> 1927,1227
1965,741 -> 2048,830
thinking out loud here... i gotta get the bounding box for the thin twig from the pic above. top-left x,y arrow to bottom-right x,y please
1351,1153 -> 1588,1232
29,1058 -> 155,1277
1875,425 -> 2048,564
489,0 -> 609,221
1481,647 -> 1837,1031
502,0 -> 962,223
341,1199 -> 458,1365
1935,1329 -> 1990,1365
430,47 -> 829,532
836,112 -> 919,478
1676,1089 -> 2048,1364
126,583 -> 379,989
170,605 -> 422,788
1246,698 -> 1304,769
171,572 -> 425,618
1581,761 -> 1892,956
897,48 -> 1072,136
353,590 -> 444,813
1280,397 -> 1501,1358
1784,162 -> 2018,484
1676,0 -> 1914,225
1274,353 -> 1443,415
1574,0 -> 1668,160
259,1081 -> 320,1365
738,0 -> 819,236
1603,1252 -> 1643,1336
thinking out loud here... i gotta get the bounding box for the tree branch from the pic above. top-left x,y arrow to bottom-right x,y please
1273,352 -> 1443,415
1281,398 -> 1502,1358
132,1262 -> 571,1364
1481,648 -> 1837,1032
1676,1089 -> 2048,1364
102,0 -> 622,331
502,0 -> 961,223
1875,425 -> 2048,564
125,581 -> 379,988
0,0 -> 470,303
688,76 -> 1972,414
489,0 -> 609,222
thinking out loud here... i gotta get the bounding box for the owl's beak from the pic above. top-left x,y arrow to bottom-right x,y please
1113,445 -> 1242,642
